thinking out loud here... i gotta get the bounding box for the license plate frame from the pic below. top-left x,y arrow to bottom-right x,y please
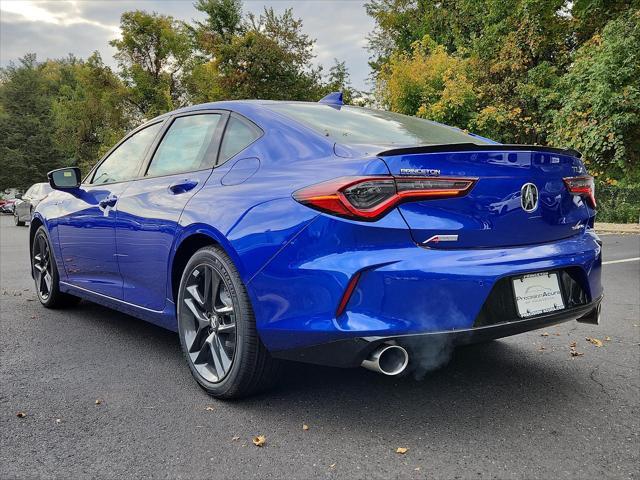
512,271 -> 565,318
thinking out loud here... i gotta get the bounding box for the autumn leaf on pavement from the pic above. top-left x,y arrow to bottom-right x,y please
586,337 -> 603,347
95,399 -> 102,405
396,447 -> 409,454
252,435 -> 266,447
540,332 -> 549,337
303,424 -> 309,431
16,412 -> 26,418
231,436 -> 240,441
605,336 -> 611,341
569,342 -> 583,357
205,406 -> 215,411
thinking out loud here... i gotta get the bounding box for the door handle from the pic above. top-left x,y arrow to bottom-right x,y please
99,195 -> 118,208
169,179 -> 199,194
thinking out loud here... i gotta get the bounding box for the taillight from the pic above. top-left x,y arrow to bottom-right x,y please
563,176 -> 596,208
293,176 -> 477,221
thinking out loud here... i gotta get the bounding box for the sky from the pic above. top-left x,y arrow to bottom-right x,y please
0,0 -> 376,91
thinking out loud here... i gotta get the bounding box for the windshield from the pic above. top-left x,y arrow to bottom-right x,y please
266,103 -> 491,146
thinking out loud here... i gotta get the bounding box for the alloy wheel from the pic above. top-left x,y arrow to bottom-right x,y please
33,234 -> 53,301
179,263 -> 237,383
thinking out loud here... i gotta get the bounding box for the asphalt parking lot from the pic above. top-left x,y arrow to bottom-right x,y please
1,214 -> 638,479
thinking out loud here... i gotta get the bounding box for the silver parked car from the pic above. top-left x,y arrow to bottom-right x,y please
14,182 -> 52,226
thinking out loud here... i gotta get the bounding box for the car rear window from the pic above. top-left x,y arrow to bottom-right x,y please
266,103 -> 491,146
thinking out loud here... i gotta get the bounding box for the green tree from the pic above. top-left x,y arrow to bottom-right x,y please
0,54 -> 65,190
322,59 -> 356,104
550,10 -> 640,182
110,10 -> 192,119
51,53 -> 130,174
185,6 -> 323,102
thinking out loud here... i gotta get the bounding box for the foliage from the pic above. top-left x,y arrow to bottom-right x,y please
378,36 -> 478,127
185,6 -> 324,102
367,0 -> 640,188
596,181 -> 640,223
0,55 -> 65,189
550,11 -> 640,182
109,10 -> 192,119
51,53 -> 131,174
0,1 -> 350,190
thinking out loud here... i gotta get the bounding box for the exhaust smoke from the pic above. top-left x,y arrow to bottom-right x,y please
403,335 -> 456,380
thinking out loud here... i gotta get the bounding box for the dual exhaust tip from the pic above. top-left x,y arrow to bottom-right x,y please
361,344 -> 409,376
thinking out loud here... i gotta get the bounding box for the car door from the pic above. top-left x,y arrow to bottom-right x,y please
115,111 -> 226,310
56,121 -> 164,299
16,184 -> 36,220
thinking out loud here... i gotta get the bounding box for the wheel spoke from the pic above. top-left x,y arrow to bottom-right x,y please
186,284 -> 205,307
42,272 -> 52,294
217,322 -> 236,333
194,332 -> 215,365
209,333 -> 232,377
213,305 -> 233,315
184,297 -> 209,331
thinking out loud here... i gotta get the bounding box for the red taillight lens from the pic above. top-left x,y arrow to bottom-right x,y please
293,176 -> 477,220
563,176 -> 596,208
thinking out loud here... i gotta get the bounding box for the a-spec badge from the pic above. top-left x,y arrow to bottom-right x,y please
399,168 -> 441,177
422,234 -> 459,245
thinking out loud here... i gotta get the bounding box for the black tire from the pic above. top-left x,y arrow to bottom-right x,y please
32,226 -> 81,308
177,245 -> 281,399
14,212 -> 25,226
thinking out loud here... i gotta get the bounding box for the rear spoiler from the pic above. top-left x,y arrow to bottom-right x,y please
377,143 -> 582,158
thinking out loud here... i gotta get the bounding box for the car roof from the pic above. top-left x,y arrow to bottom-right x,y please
153,100 -> 319,120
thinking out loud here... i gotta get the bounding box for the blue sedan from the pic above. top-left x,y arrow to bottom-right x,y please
32,93 -> 603,398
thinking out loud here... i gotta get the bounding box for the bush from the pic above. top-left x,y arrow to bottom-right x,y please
595,181 -> 640,223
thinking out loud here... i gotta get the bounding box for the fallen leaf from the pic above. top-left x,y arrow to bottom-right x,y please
252,435 -> 266,447
16,412 -> 26,418
55,418 -> 61,424
303,424 -> 309,431
205,406 -> 215,411
538,346 -> 545,351
540,332 -> 549,337
95,399 -> 102,405
231,436 -> 240,442
605,336 -> 611,341
396,447 -> 409,454
586,337 -> 603,347
569,342 -> 583,357
329,463 -> 336,468
415,467 -> 421,471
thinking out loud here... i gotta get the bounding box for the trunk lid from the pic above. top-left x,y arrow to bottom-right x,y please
378,144 -> 594,249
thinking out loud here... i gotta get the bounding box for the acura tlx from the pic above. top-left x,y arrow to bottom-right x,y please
31,92 -> 602,398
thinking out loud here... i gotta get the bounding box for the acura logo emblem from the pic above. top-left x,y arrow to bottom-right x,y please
521,183 -> 538,212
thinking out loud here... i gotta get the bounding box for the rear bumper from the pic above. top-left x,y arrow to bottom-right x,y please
272,295 -> 603,368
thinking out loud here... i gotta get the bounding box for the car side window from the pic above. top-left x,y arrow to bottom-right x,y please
91,123 -> 162,185
146,114 -> 222,177
218,116 -> 261,165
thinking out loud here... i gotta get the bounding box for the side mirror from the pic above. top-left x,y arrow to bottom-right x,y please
48,167 -> 81,190
14,193 -> 22,200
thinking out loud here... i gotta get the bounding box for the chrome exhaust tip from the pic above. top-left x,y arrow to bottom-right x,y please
361,344 -> 409,376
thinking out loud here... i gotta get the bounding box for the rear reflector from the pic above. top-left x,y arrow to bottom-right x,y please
563,176 -> 596,208
293,176 -> 477,221
336,271 -> 362,317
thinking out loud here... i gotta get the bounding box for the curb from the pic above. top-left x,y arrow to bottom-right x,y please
595,223 -> 640,235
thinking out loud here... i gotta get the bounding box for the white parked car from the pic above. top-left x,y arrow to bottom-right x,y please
14,182 -> 52,226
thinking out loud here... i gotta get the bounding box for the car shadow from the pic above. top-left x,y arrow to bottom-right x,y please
70,299 -> 582,436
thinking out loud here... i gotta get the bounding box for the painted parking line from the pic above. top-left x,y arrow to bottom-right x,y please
602,257 -> 640,265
